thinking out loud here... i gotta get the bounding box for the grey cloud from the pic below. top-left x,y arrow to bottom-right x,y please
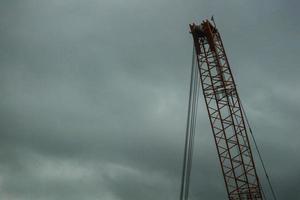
0,0 -> 299,199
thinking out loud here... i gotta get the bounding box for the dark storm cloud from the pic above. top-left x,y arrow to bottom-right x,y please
0,0 -> 299,199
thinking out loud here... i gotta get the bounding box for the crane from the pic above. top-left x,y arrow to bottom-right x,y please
180,18 -> 277,200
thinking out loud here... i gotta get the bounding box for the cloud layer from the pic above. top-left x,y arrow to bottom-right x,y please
0,0 -> 299,199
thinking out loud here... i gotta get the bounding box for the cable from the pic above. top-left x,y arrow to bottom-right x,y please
239,99 -> 278,200
180,46 -> 200,200
180,46 -> 196,200
185,54 -> 200,200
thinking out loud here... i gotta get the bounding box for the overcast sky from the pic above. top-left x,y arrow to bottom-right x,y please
0,0 -> 299,199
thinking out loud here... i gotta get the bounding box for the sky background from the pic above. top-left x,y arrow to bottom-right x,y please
0,0 -> 299,199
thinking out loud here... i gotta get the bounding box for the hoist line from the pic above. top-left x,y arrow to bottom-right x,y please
239,99 -> 278,200
180,46 -> 200,200
179,46 -> 195,200
184,52 -> 200,200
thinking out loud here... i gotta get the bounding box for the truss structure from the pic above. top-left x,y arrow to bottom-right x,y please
189,20 -> 263,200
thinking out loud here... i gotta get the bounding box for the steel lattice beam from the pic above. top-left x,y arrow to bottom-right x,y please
189,20 -> 263,200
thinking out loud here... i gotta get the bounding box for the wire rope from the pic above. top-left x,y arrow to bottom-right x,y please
239,99 -> 278,200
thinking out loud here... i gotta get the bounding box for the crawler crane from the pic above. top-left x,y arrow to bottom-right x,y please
180,18 -> 277,200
